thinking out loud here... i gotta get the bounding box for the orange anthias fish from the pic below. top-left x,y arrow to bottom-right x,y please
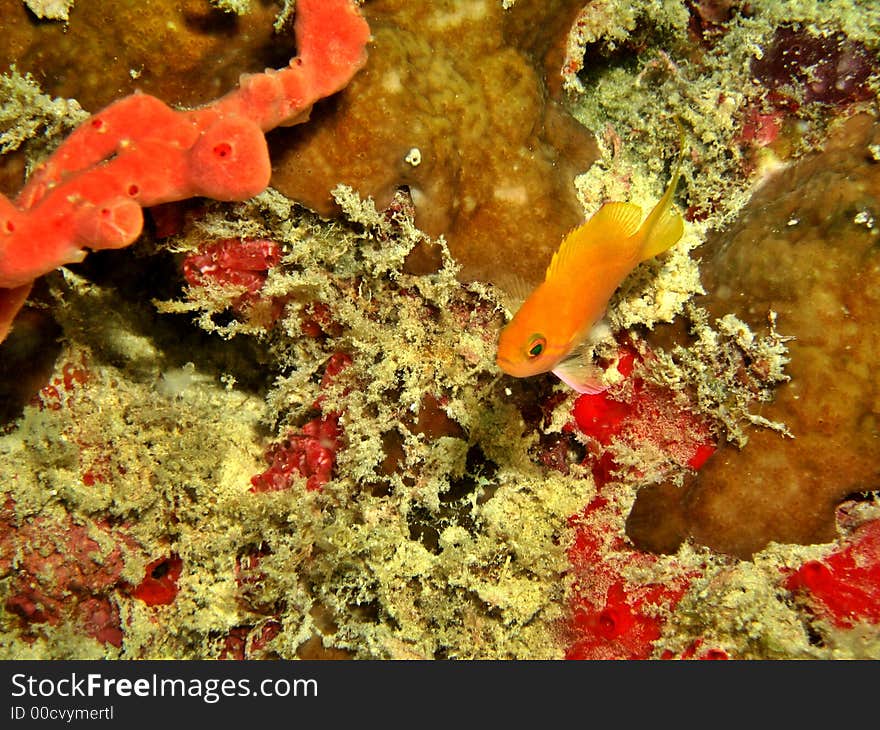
496,156 -> 685,393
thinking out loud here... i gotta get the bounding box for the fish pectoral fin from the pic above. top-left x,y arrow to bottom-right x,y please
552,319 -> 617,393
552,355 -> 609,394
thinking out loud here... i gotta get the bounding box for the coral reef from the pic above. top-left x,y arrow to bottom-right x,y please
553,0 -> 880,561
565,479 -> 700,660
752,24 -> 876,106
2,0 -> 880,661
269,0 -> 598,286
1,504 -> 129,651
657,499 -> 880,659
785,515 -> 880,630
565,0 -> 880,234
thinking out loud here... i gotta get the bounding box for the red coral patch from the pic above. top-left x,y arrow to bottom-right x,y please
784,520 -> 880,628
131,555 -> 183,606
250,414 -> 342,493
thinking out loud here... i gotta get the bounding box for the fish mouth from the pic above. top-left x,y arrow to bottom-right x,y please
496,354 -> 545,378
495,354 -> 522,376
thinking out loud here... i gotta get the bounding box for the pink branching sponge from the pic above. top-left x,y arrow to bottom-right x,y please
0,0 -> 370,342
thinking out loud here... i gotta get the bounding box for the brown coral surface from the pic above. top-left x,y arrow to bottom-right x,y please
0,0 -> 292,112
628,113 -> 880,559
268,0 -> 598,286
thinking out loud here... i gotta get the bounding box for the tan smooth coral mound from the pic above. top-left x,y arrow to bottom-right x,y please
269,0 -> 597,286
629,114 -> 880,559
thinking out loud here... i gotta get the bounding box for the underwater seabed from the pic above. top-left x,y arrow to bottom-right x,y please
0,0 -> 879,658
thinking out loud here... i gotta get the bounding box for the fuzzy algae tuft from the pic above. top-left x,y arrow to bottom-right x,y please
0,68 -> 87,161
165,189 -> 596,657
1,185 -> 593,658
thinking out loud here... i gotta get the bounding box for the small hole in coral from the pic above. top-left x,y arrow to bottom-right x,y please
802,561 -> 830,579
213,142 -> 233,159
703,649 -> 728,660
91,118 -> 106,130
4,220 -> 14,233
128,184 -> 139,196
598,609 -> 618,635
806,624 -> 825,647
100,208 -> 111,218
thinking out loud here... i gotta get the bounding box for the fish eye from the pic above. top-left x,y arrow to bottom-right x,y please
527,336 -> 546,359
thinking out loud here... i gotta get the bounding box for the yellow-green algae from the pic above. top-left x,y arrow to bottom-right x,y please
1,186 -> 593,659
0,68 -> 87,164
22,0 -> 74,21
644,303 -> 794,448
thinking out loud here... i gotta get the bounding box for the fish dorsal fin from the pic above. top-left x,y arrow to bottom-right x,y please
494,272 -> 537,312
545,202 -> 643,282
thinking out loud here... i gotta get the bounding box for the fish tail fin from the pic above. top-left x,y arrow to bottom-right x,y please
637,124 -> 686,262
638,193 -> 683,262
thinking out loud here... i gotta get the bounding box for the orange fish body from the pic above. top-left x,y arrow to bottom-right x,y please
496,162 -> 684,393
